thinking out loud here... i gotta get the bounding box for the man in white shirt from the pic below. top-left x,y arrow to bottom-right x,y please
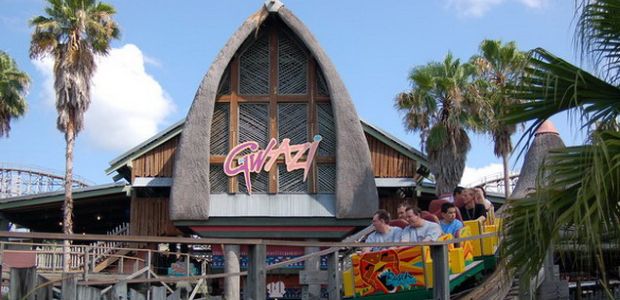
363,209 -> 402,252
400,207 -> 442,242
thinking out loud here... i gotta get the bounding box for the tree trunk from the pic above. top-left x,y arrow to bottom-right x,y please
63,123 -> 75,272
502,151 -> 510,199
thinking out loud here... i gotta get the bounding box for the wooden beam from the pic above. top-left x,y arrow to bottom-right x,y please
308,58 -> 317,193
327,251 -> 341,300
229,58 -> 240,193
246,244 -> 266,300
431,244 -> 450,300
268,27 -> 278,194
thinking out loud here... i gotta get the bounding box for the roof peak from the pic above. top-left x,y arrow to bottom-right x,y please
264,0 -> 284,12
535,120 -> 559,136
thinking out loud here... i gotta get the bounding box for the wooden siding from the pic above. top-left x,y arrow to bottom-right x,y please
379,197 -> 419,222
130,132 -> 417,182
130,196 -> 180,237
131,136 -> 179,181
365,133 -> 416,178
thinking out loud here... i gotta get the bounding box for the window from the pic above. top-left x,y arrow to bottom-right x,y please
211,19 -> 335,194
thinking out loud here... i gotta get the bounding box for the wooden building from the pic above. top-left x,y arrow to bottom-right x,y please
0,1 -> 434,298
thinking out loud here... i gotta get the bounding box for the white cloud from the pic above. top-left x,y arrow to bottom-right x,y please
142,53 -> 162,68
460,163 -> 505,187
518,0 -> 548,8
32,56 -> 55,106
446,0 -> 505,17
32,44 -> 175,151
446,0 -> 547,17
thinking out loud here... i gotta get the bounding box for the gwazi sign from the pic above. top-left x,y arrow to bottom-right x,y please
223,136 -> 322,194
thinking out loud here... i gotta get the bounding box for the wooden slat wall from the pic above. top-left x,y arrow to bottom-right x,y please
132,136 -> 179,181
130,196 -> 180,237
380,197 -> 418,221
365,133 -> 416,178
129,132 -> 417,183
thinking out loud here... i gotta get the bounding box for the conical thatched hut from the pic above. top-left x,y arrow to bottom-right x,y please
510,120 -> 565,199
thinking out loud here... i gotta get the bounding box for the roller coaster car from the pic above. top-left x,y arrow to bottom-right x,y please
342,218 -> 501,299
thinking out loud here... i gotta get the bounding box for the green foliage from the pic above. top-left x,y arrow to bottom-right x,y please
471,39 -> 527,157
502,0 -> 620,290
29,0 -> 120,240
395,53 -> 481,195
30,0 -> 120,134
470,39 -> 527,197
0,50 -> 30,137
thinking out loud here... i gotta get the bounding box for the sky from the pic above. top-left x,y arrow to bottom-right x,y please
1,0 -> 584,187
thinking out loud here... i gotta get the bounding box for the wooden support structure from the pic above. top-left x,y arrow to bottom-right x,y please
0,242 -> 3,295
151,286 -> 167,300
302,241 -> 321,300
224,244 -> 241,300
327,250 -> 341,300
10,267 -> 38,300
246,244 -> 266,300
130,288 -> 146,300
83,246 -> 89,281
112,280 -> 127,299
431,244 -> 449,300
61,272 -> 77,300
77,286 -> 101,299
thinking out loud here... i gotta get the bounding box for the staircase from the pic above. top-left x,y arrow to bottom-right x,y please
35,223 -> 131,273
89,222 -> 131,272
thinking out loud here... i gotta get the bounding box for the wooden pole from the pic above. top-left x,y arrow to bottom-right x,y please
0,242 -> 3,295
302,241 -> 321,299
246,244 -> 266,300
327,250 -> 341,300
83,246 -> 89,281
224,244 -> 241,300
61,272 -> 77,300
431,244 -> 449,300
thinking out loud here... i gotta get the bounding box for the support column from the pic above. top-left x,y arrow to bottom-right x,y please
431,244 -> 449,300
302,242 -> 321,300
327,250 -> 341,300
224,245 -> 241,300
60,272 -> 77,300
245,244 -> 266,300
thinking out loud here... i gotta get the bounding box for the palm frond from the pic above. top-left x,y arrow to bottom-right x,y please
395,53 -> 477,194
576,0 -> 620,84
506,48 -> 620,155
30,0 -> 120,135
0,51 -> 30,137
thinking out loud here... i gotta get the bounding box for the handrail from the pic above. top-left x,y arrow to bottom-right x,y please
0,230 -> 497,248
87,222 -> 130,265
0,228 -> 500,299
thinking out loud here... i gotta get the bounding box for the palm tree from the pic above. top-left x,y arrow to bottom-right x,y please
29,0 -> 119,272
396,53 -> 482,196
0,51 -> 29,138
502,0 -> 620,290
471,40 -> 527,198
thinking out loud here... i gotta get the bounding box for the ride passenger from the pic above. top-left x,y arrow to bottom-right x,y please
474,186 -> 493,212
453,186 -> 466,207
459,188 -> 486,222
474,186 -> 495,224
400,207 -> 442,242
363,209 -> 402,252
390,202 -> 410,228
439,202 -> 463,237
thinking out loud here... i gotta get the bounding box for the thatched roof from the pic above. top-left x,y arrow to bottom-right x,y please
510,121 -> 565,199
170,3 -> 377,221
